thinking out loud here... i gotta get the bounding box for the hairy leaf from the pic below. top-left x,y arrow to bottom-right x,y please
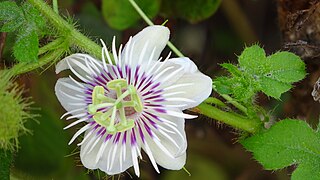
102,0 -> 160,30
0,1 -> 24,32
220,63 -> 241,76
1,1 -> 47,62
21,3 -> 46,35
240,45 -> 305,99
214,45 -> 306,101
0,18 -> 24,32
0,1 -> 23,21
242,119 -> 320,180
13,29 -> 39,62
213,77 -> 233,95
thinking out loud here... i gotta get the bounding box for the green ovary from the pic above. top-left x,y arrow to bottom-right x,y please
88,79 -> 143,134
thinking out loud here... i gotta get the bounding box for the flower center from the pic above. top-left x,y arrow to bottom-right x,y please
87,79 -> 143,134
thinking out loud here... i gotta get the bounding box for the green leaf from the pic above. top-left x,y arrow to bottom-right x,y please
21,2 -> 46,34
214,75 -> 258,102
259,76 -> 292,99
1,2 -> 47,62
220,63 -> 241,76
213,77 -> 233,95
264,52 -> 306,83
0,1 -> 23,21
239,46 -> 306,99
238,45 -> 267,75
162,0 -> 221,23
242,119 -> 320,180
0,1 -> 24,32
216,45 -> 306,100
230,76 -> 258,101
102,0 -> 160,30
13,29 -> 39,62
0,18 -> 24,32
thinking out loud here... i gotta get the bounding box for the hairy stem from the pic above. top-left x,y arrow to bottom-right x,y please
194,103 -> 262,133
128,0 -> 184,57
53,0 -> 58,14
27,0 -> 102,58
37,38 -> 65,55
204,97 -> 227,108
13,48 -> 65,75
220,94 -> 248,114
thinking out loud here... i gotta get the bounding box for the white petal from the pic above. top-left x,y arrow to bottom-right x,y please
161,57 -> 212,109
56,53 -> 103,81
139,60 -> 182,93
122,25 -> 170,67
143,57 -> 194,92
168,57 -> 198,73
80,129 -> 103,169
80,130 -> 136,175
142,114 -> 187,170
55,77 -> 87,113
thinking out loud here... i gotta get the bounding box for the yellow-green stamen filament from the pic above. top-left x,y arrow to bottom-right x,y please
88,79 -> 144,134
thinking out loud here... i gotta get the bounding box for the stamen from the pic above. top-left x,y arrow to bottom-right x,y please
88,79 -> 144,134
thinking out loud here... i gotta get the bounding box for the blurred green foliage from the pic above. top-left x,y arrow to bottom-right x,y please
77,1 -> 120,43
0,149 -> 12,180
102,0 -> 221,30
163,153 -> 228,180
161,0 -> 221,23
102,0 -> 160,30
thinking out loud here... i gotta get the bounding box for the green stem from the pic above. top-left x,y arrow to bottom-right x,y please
13,48 -> 65,75
128,0 -> 184,58
27,0 -> 102,58
195,103 -> 262,133
52,0 -> 58,14
204,97 -> 227,108
167,41 -> 184,57
0,149 -> 12,180
221,94 -> 248,114
37,38 -> 65,55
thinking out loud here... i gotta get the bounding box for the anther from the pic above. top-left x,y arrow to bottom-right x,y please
92,86 -> 105,104
107,79 -> 127,90
115,119 -> 135,132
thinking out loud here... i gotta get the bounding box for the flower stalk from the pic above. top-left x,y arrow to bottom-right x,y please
194,103 -> 262,133
13,47 -> 65,75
